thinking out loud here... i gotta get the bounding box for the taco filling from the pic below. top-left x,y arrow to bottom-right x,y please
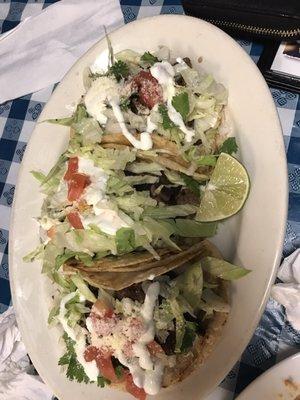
25,44 -> 250,399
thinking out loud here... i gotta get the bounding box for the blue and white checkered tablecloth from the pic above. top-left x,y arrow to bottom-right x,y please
0,1 -> 299,399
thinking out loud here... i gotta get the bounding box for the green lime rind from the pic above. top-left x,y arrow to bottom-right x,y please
196,153 -> 250,222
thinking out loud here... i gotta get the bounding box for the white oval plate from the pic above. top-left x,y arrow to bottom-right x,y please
236,353 -> 300,400
9,15 -> 288,400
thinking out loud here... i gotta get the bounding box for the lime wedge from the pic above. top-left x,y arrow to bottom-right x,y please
196,153 -> 250,222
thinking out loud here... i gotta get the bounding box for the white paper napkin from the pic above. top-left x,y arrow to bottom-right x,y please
271,249 -> 300,330
0,307 -> 53,400
0,0 -> 124,104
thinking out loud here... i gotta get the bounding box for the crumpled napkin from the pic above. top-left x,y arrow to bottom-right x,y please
0,0 -> 124,104
271,249 -> 300,330
0,307 -> 53,400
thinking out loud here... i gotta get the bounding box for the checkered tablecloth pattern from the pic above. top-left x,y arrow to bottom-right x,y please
0,1 -> 299,398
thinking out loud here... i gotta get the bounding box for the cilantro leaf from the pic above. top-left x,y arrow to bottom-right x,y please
97,376 -> 111,387
180,322 -> 197,353
171,92 -> 189,121
219,137 -> 238,155
59,333 -> 90,384
55,250 -> 76,270
115,365 -> 124,379
181,173 -> 202,197
116,228 -> 136,253
120,96 -> 131,111
109,60 -> 129,82
141,51 -> 159,66
158,104 -> 175,130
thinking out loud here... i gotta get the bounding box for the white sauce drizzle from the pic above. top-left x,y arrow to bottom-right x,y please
77,157 -> 128,235
82,207 -> 129,236
84,76 -> 119,125
110,100 -> 153,150
74,335 -> 99,382
130,282 -> 163,394
150,61 -> 195,143
77,157 -> 108,207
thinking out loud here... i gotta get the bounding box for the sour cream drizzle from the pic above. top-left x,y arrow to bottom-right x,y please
74,335 -> 99,382
131,282 -> 163,395
150,61 -> 195,142
110,100 -> 153,150
77,157 -> 129,235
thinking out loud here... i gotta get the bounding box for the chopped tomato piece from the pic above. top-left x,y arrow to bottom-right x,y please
133,71 -> 163,109
147,340 -> 164,356
125,371 -> 146,400
67,173 -> 90,202
84,346 -> 118,383
46,226 -> 56,239
67,212 -> 83,229
96,354 -> 118,382
84,346 -> 98,362
92,298 -> 114,318
64,157 -> 78,181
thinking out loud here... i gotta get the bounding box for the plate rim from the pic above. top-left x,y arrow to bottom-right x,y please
235,352 -> 300,399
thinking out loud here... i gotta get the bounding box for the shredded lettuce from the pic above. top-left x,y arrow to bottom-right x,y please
92,146 -> 136,170
70,274 -> 97,303
42,242 -> 64,274
48,304 -> 59,325
55,250 -> 77,270
45,104 -> 88,127
51,271 -> 75,291
116,192 -> 157,220
23,244 -> 45,262
142,217 -> 180,250
72,118 -> 103,145
30,171 -> 47,183
115,49 -> 141,65
201,257 -> 251,280
164,219 -> 217,238
176,262 -> 203,310
164,170 -> 185,186
201,289 -> 230,313
126,161 -> 164,176
116,227 -> 136,253
57,229 -> 116,255
124,175 -> 158,185
106,174 -> 133,196
143,204 -> 198,219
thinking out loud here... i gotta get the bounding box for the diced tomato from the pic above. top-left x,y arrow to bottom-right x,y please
147,340 -> 164,356
67,173 -> 90,202
96,353 -> 118,382
125,371 -> 146,400
133,71 -> 163,109
92,299 -> 114,318
67,212 -> 83,229
84,346 -> 118,383
84,346 -> 99,362
64,157 -> 78,180
46,226 -> 56,239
